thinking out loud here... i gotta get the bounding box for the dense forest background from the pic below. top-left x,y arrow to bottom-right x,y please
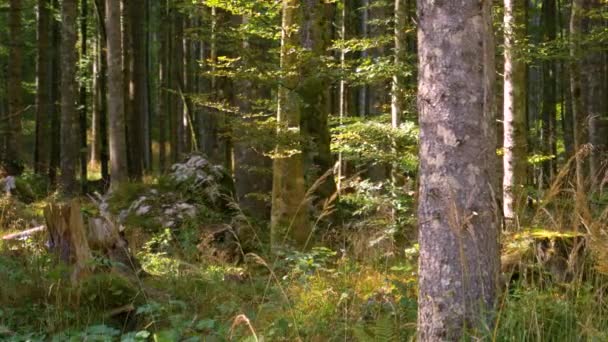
0,0 -> 607,340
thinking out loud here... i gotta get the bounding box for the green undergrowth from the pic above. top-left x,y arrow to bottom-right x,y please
3,172 -> 608,341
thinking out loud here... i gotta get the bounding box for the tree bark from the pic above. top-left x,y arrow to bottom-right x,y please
60,0 -> 79,195
271,0 -> 310,249
299,0 -> 337,204
391,0 -> 407,128
502,0 -> 528,224
49,0 -> 61,185
570,0 -> 588,197
233,15 -> 273,219
540,0 -> 557,187
35,0 -> 52,175
416,0 -> 499,339
6,0 -> 24,174
106,0 -> 129,190
79,0 -> 89,193
581,0 -> 607,186
127,0 -> 147,181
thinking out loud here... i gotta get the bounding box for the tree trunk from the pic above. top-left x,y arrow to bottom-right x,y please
6,0 -> 24,175
541,0 -> 557,187
106,0 -> 129,190
127,0 -> 147,181
44,200 -> 93,283
271,0 -> 310,249
158,0 -> 168,172
391,0 -> 407,128
233,15 -> 272,219
570,0 -> 588,198
79,0 -> 89,193
299,0 -> 337,204
502,0 -> 528,224
357,0 -> 369,117
49,0 -> 61,185
60,0 -> 79,195
416,0 -> 499,339
35,0 -> 52,175
95,0 -> 110,183
582,0 -> 607,186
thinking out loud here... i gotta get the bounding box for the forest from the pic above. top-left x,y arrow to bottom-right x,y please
0,0 -> 607,340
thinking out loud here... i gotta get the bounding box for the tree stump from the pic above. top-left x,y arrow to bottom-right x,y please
44,199 -> 93,283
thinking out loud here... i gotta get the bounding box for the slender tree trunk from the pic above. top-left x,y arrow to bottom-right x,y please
95,0 -> 109,183
60,0 -> 79,194
35,0 -> 52,175
541,0 -> 557,187
79,0 -> 88,193
391,0 -> 407,128
503,0 -> 528,224
570,0 -> 587,197
6,0 -> 24,174
170,10 -> 184,162
127,0 -> 147,180
158,0 -> 168,172
49,0 -> 61,185
271,0 -> 310,249
358,0 -> 369,117
106,0 -> 129,190
416,0 -> 499,339
582,0 -> 607,185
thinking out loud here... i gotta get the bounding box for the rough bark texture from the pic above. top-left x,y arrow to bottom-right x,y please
35,0 -> 51,175
502,0 -> 528,223
271,0 -> 310,249
416,0 -> 499,340
106,0 -> 129,190
6,0 -> 24,174
59,0 -> 79,195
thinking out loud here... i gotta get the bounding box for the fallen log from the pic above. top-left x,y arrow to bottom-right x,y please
1,225 -> 46,240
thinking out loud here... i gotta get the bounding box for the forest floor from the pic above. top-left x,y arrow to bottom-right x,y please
1,156 -> 608,341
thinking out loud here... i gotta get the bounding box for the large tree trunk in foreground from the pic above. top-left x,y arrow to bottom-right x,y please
416,0 -> 499,340
59,0 -> 79,195
271,0 -> 310,249
106,0 -> 129,190
502,0 -> 528,224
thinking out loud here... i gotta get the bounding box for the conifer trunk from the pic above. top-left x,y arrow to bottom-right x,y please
416,0 -> 499,339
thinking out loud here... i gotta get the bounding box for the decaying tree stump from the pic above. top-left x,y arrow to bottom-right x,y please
44,199 -> 93,283
44,198 -> 143,283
